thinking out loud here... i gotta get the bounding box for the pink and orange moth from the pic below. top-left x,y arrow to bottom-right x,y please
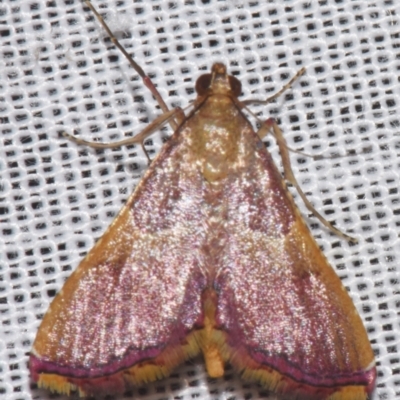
30,1 -> 376,399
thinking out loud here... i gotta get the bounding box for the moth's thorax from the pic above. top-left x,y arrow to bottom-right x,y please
187,94 -> 250,183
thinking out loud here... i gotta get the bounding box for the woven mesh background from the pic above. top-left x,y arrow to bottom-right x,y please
1,0 -> 399,399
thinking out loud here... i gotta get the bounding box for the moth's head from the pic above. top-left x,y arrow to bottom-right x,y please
195,63 -> 242,97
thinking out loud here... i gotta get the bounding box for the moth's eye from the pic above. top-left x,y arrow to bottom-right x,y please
229,76 -> 242,97
196,74 -> 212,95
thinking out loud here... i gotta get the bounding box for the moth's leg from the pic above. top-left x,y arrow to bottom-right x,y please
259,118 -> 357,243
256,124 -> 319,158
63,107 -> 183,162
257,118 -> 350,162
242,67 -> 306,107
83,1 -> 182,130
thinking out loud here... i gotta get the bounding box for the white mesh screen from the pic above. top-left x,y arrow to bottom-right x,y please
1,0 -> 399,399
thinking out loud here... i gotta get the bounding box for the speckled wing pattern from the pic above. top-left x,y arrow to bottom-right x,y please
212,126 -> 376,399
31,64 -> 375,399
30,120 -> 211,395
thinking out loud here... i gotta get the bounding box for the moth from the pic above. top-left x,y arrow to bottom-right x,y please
30,1 -> 376,399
